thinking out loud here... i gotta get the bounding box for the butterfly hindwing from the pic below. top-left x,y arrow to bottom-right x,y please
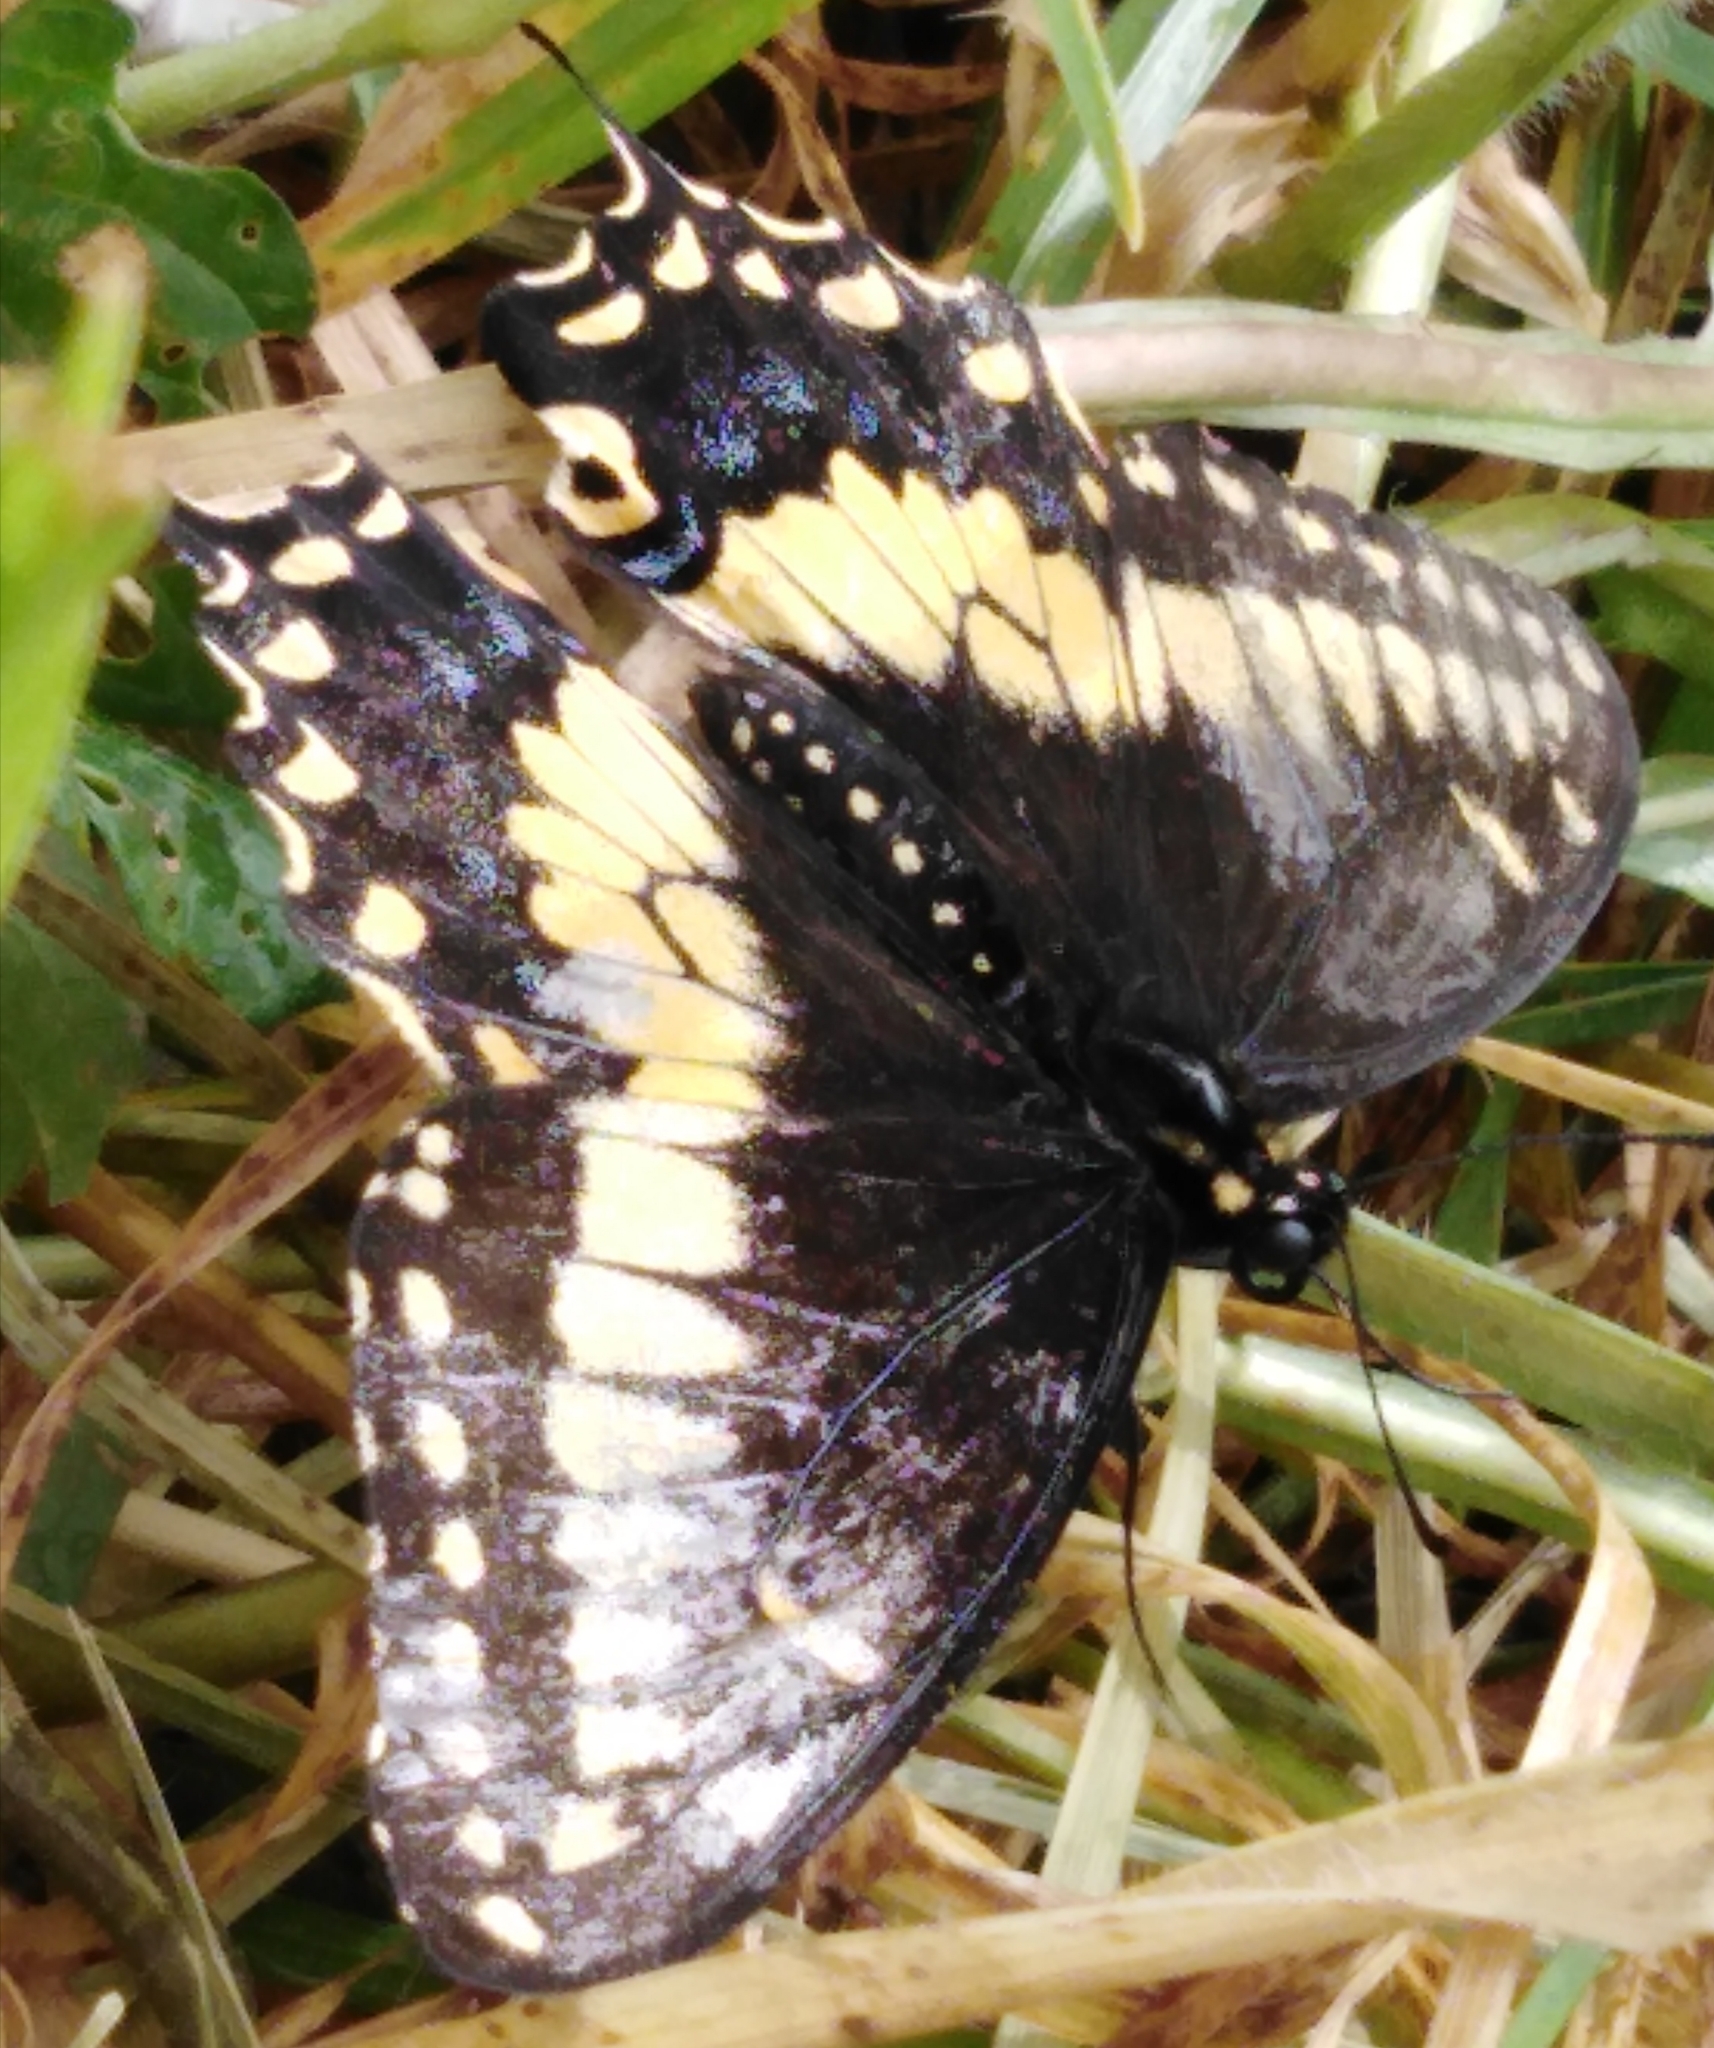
170,453 -> 1165,1988
483,122 -> 1639,1117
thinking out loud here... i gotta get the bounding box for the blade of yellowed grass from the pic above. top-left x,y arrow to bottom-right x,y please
64,1612 -> 259,2048
0,1223 -> 368,1575
999,1272 -> 1228,2048
1464,1035 -> 1714,1132
343,1733 -> 1714,2048
124,320 -> 1714,512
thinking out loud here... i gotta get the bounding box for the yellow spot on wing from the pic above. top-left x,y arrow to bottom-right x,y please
1152,584 -> 1252,732
253,791 -> 313,892
547,1797 -> 638,1874
454,1813 -> 506,1869
733,247 -> 789,298
255,616 -> 336,684
556,288 -> 646,346
472,1897 -> 546,1957
398,1267 -> 453,1346
953,488 -> 1043,637
537,404 -> 660,539
966,603 -> 1060,724
1039,551 -> 1123,736
469,1023 -> 547,1086
963,340 -> 1033,404
1450,784 -> 1541,894
506,802 -> 648,894
275,721 -> 360,805
654,879 -> 773,1004
1374,621 -> 1440,742
351,882 -> 428,960
527,874 -> 681,974
826,452 -> 960,638
408,1398 -> 468,1483
432,1520 -> 485,1589
1296,596 -> 1382,750
270,535 -> 354,586
351,486 -> 408,541
513,720 -> 695,876
1229,588 -> 1337,779
817,266 -> 902,329
552,1261 -> 752,1378
546,1383 -> 737,1491
514,227 -> 595,289
348,970 -> 453,1081
1118,561 -> 1170,733
575,1133 -> 746,1275
651,215 -> 711,291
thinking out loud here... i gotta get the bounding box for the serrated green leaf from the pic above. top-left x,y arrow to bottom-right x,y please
91,563 -> 242,728
0,911 -> 144,1201
0,0 -> 314,417
68,722 -> 335,1026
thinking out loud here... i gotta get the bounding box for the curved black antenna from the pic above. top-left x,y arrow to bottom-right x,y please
1345,1125 -> 1714,1199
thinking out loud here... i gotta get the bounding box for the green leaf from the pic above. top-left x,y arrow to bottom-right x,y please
68,722 -> 336,1026
11,1411 -> 131,1605
1497,962 -> 1713,1047
979,0 -> 1270,299
1432,1078 -> 1519,1266
1031,0 -> 1143,252
0,0 -> 315,417
1589,562 -> 1714,693
1618,11 -> 1714,108
91,564 -> 242,728
0,910 -> 144,1201
1216,0 -> 1663,305
1623,756 -> 1714,906
0,227 -> 157,906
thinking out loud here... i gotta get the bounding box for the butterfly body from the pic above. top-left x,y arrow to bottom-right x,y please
169,111 -> 1637,1991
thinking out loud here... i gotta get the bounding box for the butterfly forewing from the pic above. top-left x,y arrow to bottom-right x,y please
170,454 -> 1162,1988
483,122 -> 1639,1117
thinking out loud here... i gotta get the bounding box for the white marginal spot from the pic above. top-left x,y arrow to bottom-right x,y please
202,551 -> 251,608
398,1267 -> 453,1347
365,1721 -> 387,1764
556,288 -> 646,347
544,1382 -> 738,1491
472,1895 -> 546,1957
1357,539 -> 1403,585
1123,444 -> 1177,496
350,1402 -> 377,1469
1464,580 -> 1504,635
254,615 -> 337,683
425,1720 -> 492,1779
515,229 -> 595,290
204,642 -> 268,732
408,1397 -> 469,1483
353,485 -> 411,540
702,1748 -> 823,1844
551,1260 -> 751,1378
847,786 -> 883,823
432,1519 -> 485,1591
803,742 -> 835,773
553,1490 -> 752,1585
275,721 -> 361,805
575,1699 -> 692,1778
547,1796 -> 639,1874
793,1614 -> 886,1685
1204,464 -> 1258,521
963,339 -> 1033,405
1417,553 -> 1456,609
1551,776 -> 1600,847
651,214 -> 711,291
393,1167 -> 450,1221
890,838 -> 925,877
427,1619 -> 485,1687
1561,631 -> 1611,696
416,1123 -> 457,1168
270,535 -> 355,587
732,247 -> 789,299
1516,610 -> 1554,661
350,881 -> 428,960
1450,784 -> 1541,895
252,791 -> 313,893
1374,621 -> 1440,742
454,1812 -> 506,1870
816,264 -> 902,331
348,969 -> 455,1083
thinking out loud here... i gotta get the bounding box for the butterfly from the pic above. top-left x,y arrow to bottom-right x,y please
167,107 -> 1638,1992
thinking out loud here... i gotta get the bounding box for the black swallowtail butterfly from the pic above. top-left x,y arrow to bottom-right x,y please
167,109 -> 1638,1992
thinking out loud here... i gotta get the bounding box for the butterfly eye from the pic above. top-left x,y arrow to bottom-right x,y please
1232,1210 -> 1325,1302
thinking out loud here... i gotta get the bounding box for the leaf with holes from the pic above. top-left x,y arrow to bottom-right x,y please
0,0 -> 314,418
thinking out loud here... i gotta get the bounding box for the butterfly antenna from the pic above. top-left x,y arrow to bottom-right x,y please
1324,1230 -> 1448,1557
518,20 -> 619,124
1114,1401 -> 1169,1693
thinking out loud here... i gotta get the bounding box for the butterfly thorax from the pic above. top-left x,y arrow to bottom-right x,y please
1080,1026 -> 1345,1301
